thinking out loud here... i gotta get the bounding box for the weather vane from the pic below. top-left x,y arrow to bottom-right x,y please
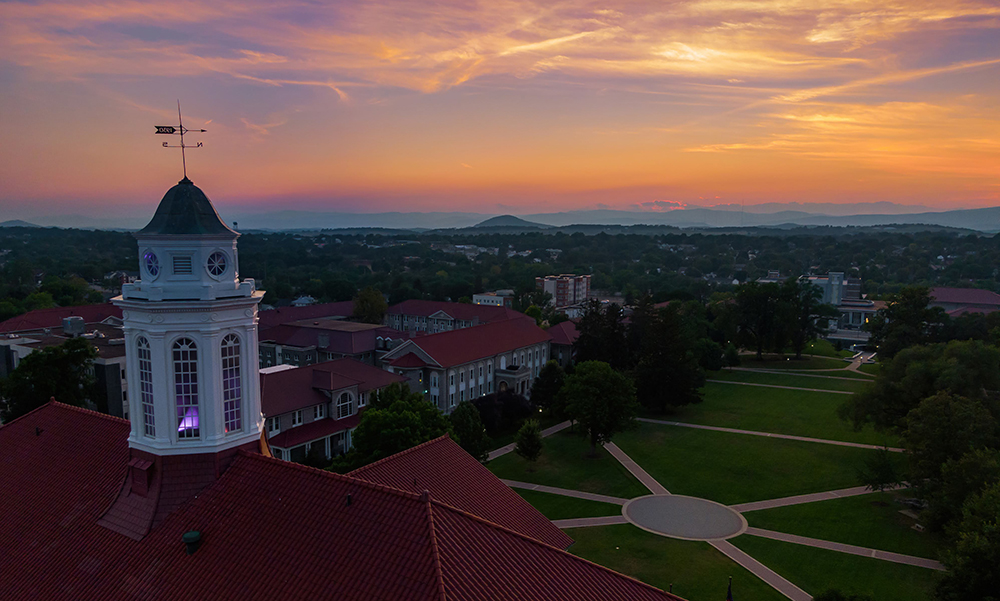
154,101 -> 206,180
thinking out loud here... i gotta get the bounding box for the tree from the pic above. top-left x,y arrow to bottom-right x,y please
865,286 -> 946,360
780,279 -> 839,359
530,360 -> 566,416
0,337 -> 98,422
633,305 -> 705,413
349,383 -> 452,467
840,340 -> 1000,432
733,282 -> 783,360
559,361 -> 638,455
524,305 -> 543,325
514,419 -> 543,467
574,299 -> 629,369
937,481 -> 1000,601
353,286 -> 388,324
724,343 -> 741,369
856,446 -> 901,504
450,401 -> 492,463
928,449 -> 1000,535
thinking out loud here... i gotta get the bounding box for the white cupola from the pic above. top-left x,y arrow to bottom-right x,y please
114,177 -> 265,457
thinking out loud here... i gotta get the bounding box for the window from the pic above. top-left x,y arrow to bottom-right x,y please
172,338 -> 199,439
431,375 -> 438,387
337,392 -> 352,419
460,390 -> 465,402
449,374 -> 454,386
314,404 -> 326,419
488,381 -> 492,393
292,410 -> 303,427
206,252 -> 227,276
173,255 -> 193,274
469,368 -> 473,382
449,392 -> 454,405
273,448 -> 284,460
451,394 -> 457,408
137,337 -> 155,437
268,417 -> 280,433
359,393 -> 367,408
221,334 -> 242,433
460,372 -> 464,383
479,366 -> 483,378
488,362 -> 492,376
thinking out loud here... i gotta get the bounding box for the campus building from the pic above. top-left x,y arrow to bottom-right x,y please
536,274 -> 591,307
381,316 -> 551,413
472,289 -> 515,307
0,176 -> 683,601
930,287 -> 1000,316
384,298 -> 522,334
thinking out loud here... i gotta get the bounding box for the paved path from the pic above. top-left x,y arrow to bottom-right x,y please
706,379 -> 855,395
729,485 -> 905,513
709,540 -> 812,601
745,527 -> 944,571
488,420 -> 572,461
731,367 -> 870,382
603,442 -> 670,495
501,479 -> 630,505
637,418 -> 904,453
553,515 -> 628,528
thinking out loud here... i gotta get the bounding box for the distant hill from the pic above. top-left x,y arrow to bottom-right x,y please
473,215 -> 548,229
0,219 -> 40,228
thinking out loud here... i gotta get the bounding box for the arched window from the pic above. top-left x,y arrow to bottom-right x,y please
173,337 -> 199,438
136,337 -> 155,437
221,334 -> 242,433
337,392 -> 352,419
500,356 -> 506,370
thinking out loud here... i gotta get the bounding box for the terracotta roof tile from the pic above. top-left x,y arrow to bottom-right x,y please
388,299 -> 522,323
0,303 -> 122,333
547,320 -> 579,346
386,317 -> 550,368
260,358 -> 405,417
931,287 -> 1000,307
258,301 -> 356,329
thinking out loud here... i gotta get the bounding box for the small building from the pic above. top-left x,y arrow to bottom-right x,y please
384,299 -> 522,335
473,289 -> 515,308
547,320 -> 579,369
260,358 -> 405,461
381,317 -> 551,413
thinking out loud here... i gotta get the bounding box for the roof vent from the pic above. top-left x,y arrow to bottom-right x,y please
182,530 -> 202,555
346,493 -> 352,507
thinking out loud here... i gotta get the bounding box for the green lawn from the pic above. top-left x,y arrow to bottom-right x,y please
742,491 -> 941,559
858,362 -> 882,375
488,412 -> 563,450
800,339 -> 857,359
731,535 -> 940,601
568,524 -> 786,601
488,430 -> 649,499
514,488 -> 622,521
741,356 -> 849,370
662,381 -> 895,447
708,369 -> 871,393
613,422 -> 905,505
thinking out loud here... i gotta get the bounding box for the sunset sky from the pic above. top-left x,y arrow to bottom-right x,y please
1,0 -> 998,220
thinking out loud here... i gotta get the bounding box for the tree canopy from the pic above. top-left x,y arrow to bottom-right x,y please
450,401 -> 492,464
558,361 -> 638,454
353,286 -> 388,324
864,286 -> 947,360
347,383 -> 452,467
0,337 -> 98,422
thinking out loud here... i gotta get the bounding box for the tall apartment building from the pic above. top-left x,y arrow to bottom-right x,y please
535,274 -> 591,307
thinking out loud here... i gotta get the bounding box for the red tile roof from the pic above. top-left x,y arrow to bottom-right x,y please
0,303 -> 122,333
257,300 -> 355,329
931,287 -> 1000,307
386,317 -> 550,368
390,351 -> 432,367
351,436 -> 573,549
388,299 -> 522,323
0,402 -> 684,601
268,412 -> 362,448
547,320 -> 579,346
260,358 -> 405,417
259,321 -> 399,354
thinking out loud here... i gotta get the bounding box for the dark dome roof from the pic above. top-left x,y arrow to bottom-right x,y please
137,178 -> 237,237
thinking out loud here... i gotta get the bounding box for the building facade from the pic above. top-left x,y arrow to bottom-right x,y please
536,274 -> 591,307
384,299 -> 522,334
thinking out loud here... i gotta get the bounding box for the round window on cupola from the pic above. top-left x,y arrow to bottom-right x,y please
206,251 -> 228,278
143,250 -> 161,280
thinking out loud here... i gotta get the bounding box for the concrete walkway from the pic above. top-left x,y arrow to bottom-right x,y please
729,485 -> 905,513
487,420 -> 572,461
731,367 -> 870,382
745,527 -> 944,571
553,515 -> 628,528
709,539 -> 812,601
501,479 -> 630,505
603,442 -> 670,495
706,379 -> 855,395
637,418 -> 904,453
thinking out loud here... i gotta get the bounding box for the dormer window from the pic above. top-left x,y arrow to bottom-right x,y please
173,256 -> 193,275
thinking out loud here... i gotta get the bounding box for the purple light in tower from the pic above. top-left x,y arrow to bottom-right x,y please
177,407 -> 199,435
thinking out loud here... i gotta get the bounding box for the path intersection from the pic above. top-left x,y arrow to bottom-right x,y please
492,363 -> 940,601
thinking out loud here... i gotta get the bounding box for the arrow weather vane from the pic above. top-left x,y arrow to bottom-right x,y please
154,101 -> 206,180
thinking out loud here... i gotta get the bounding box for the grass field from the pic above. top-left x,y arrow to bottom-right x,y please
488,413 -> 563,450
513,488 -> 622,521
858,363 -> 882,375
800,340 -> 858,359
488,430 -> 649,499
568,524 -> 787,601
612,422 -> 904,505
731,535 -> 940,601
708,369 -> 871,393
663,380 -> 895,447
742,490 -> 941,559
741,356 -> 848,370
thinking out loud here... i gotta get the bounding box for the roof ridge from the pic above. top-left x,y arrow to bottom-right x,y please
423,493 -> 449,601
1,400 -> 129,428
348,434 -> 451,476
429,500 -> 683,600
235,450 -> 429,503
